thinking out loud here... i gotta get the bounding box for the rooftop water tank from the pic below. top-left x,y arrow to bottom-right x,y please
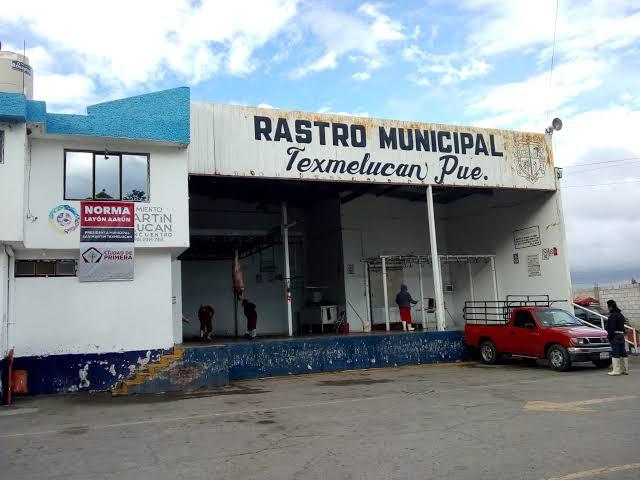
0,50 -> 34,99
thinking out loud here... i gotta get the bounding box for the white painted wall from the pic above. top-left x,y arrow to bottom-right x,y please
181,249 -> 306,338
13,249 -> 174,357
23,138 -> 189,250
182,254 -> 293,338
340,194 -> 451,331
6,136 -> 190,357
444,188 -> 572,319
447,259 -> 497,328
339,188 -> 572,331
171,259 -> 183,344
0,247 -> 7,357
0,123 -> 26,243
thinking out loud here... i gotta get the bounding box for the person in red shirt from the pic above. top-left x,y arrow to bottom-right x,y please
395,285 -> 418,331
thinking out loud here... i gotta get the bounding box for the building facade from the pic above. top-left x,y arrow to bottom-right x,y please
1,51 -> 573,396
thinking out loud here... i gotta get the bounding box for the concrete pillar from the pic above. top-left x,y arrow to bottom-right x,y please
426,186 -> 445,331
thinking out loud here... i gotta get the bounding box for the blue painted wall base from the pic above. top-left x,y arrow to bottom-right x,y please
12,331 -> 467,396
12,349 -> 168,396
226,331 -> 467,381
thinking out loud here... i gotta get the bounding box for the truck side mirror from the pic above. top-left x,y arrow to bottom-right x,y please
525,323 -> 536,329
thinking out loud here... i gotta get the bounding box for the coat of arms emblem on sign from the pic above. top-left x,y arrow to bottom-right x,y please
515,141 -> 546,183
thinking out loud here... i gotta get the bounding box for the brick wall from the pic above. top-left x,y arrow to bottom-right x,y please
573,283 -> 640,329
599,284 -> 640,329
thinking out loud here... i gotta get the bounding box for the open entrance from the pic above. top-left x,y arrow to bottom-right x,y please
178,176 -> 570,343
180,176 -> 349,341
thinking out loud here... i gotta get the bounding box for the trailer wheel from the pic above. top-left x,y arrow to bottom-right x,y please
479,340 -> 498,365
547,345 -> 571,372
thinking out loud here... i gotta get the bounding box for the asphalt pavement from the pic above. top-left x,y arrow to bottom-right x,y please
1,358 -> 639,480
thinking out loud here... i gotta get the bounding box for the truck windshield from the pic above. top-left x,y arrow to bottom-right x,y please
536,309 -> 582,327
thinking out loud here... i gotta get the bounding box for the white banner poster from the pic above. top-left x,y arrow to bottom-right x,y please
79,201 -> 135,282
78,243 -> 134,281
135,204 -> 173,244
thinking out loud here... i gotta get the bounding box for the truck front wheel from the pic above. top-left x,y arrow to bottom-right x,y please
548,345 -> 571,372
479,340 -> 498,365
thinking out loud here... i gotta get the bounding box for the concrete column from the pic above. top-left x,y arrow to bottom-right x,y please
364,262 -> 372,331
382,257 -> 390,332
426,186 -> 446,331
282,202 -> 293,337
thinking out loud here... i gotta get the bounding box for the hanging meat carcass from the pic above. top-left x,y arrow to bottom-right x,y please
232,250 -> 245,301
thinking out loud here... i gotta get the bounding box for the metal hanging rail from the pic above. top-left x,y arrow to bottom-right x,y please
363,254 -> 496,272
362,253 -> 497,332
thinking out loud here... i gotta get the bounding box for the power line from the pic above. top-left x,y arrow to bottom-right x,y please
566,160 -> 640,175
562,179 -> 640,188
562,156 -> 640,168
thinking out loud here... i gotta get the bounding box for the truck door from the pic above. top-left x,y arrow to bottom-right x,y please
508,310 -> 540,357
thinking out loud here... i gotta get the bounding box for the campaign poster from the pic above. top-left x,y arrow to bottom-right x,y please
79,201 -> 134,282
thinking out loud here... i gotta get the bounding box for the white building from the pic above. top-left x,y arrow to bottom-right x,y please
0,51 -> 573,396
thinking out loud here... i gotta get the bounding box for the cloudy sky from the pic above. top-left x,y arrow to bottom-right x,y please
2,0 -> 639,285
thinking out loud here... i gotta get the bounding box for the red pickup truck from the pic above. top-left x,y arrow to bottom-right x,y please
464,298 -> 612,371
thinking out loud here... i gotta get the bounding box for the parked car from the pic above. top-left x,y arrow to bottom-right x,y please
573,302 -> 609,328
465,304 -> 612,371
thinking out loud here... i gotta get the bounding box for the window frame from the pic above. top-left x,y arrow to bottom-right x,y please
15,260 -> 36,277
514,310 -> 536,329
63,149 -> 150,202
94,153 -> 122,201
15,259 -> 78,278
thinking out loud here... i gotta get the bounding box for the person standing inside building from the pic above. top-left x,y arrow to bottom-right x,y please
197,304 -> 215,341
243,299 -> 258,339
606,299 -> 628,376
396,284 -> 418,331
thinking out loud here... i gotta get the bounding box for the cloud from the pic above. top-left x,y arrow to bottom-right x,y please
36,74 -> 98,110
3,43 -> 100,111
550,105 -> 640,279
406,74 -> 430,87
291,2 -> 405,78
1,0 -> 298,92
444,1 -> 640,283
468,58 -> 610,131
291,52 -> 338,79
554,106 -> 640,169
317,105 -> 369,118
403,45 -> 493,86
462,0 -> 640,60
352,71 -> 371,81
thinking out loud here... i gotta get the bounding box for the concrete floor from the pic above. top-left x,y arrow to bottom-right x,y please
1,359 -> 639,480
